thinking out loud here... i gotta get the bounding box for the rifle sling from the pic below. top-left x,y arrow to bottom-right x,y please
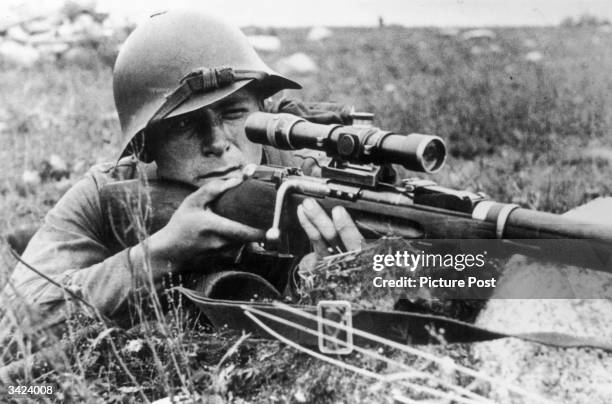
174,286 -> 612,352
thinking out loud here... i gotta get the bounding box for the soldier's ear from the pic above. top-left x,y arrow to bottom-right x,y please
141,129 -> 159,162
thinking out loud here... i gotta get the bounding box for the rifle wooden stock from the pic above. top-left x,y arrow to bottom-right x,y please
100,178 -> 612,272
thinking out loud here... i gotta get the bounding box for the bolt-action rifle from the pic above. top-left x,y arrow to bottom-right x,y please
98,111 -> 612,352
102,112 -> 612,275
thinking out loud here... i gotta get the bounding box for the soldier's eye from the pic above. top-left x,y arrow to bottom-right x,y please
174,116 -> 196,130
223,108 -> 248,120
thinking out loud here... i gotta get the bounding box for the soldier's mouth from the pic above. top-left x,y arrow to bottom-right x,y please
194,165 -> 243,183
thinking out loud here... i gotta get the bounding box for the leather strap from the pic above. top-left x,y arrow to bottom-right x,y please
149,67 -> 269,124
174,286 -> 612,352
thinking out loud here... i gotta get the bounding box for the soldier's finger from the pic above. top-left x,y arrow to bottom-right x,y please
300,198 -> 342,248
332,206 -> 364,251
206,211 -> 265,241
185,177 -> 243,207
297,204 -> 329,257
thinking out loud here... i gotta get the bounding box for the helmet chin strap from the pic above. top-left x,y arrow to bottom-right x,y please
148,66 -> 269,125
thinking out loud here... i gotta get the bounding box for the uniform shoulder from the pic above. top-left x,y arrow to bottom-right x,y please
87,157 -> 157,189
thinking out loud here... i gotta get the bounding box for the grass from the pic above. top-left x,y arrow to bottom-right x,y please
1,24 -> 612,403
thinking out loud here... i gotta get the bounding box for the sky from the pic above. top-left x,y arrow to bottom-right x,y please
4,0 -> 612,27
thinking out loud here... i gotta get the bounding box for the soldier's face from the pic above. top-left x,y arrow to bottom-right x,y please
151,87 -> 263,186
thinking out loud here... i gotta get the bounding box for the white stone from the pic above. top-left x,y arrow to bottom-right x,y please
123,338 -> 144,353
57,20 -> 78,40
48,154 -> 68,173
383,83 -> 396,93
438,27 -> 459,37
6,25 -> 31,43
61,0 -> 97,18
21,170 -> 41,186
293,390 -> 307,403
72,13 -> 103,38
462,28 -> 496,41
276,52 -> 318,75
247,35 -> 281,52
525,50 -> 543,63
0,41 -> 40,67
307,26 -> 332,41
23,18 -> 55,34
150,394 -> 199,404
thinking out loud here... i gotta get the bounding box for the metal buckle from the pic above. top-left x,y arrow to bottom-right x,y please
317,300 -> 353,355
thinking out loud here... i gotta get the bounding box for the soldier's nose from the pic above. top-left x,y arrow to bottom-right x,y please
201,137 -> 231,157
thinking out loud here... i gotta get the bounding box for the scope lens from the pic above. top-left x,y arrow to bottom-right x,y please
421,139 -> 446,172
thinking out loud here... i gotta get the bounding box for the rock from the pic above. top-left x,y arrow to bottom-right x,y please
0,41 -> 40,67
293,390 -> 307,402
151,393 -> 221,404
22,17 -> 56,35
307,26 -> 332,41
61,0 -> 97,20
123,339 -> 144,353
6,25 -> 31,43
101,13 -> 133,37
383,83 -> 397,92
438,27 -> 459,38
461,28 -> 496,41
49,154 -> 68,172
525,50 -> 543,63
72,12 -> 104,39
276,52 -> 318,75
56,20 -> 76,40
21,170 -> 41,186
26,30 -> 58,46
247,35 -> 281,52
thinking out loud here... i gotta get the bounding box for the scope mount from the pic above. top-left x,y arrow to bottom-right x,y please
321,158 -> 397,188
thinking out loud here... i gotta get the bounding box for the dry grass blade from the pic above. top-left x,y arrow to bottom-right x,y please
215,332 -> 251,369
241,304 -> 491,403
242,305 -> 491,404
270,302 -> 556,404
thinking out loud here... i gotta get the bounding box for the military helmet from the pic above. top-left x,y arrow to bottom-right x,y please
113,9 -> 301,160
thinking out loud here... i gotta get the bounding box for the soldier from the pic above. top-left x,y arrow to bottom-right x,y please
5,10 -> 363,324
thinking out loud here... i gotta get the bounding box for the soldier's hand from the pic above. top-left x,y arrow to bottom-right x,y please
297,198 -> 364,260
148,177 -> 265,264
